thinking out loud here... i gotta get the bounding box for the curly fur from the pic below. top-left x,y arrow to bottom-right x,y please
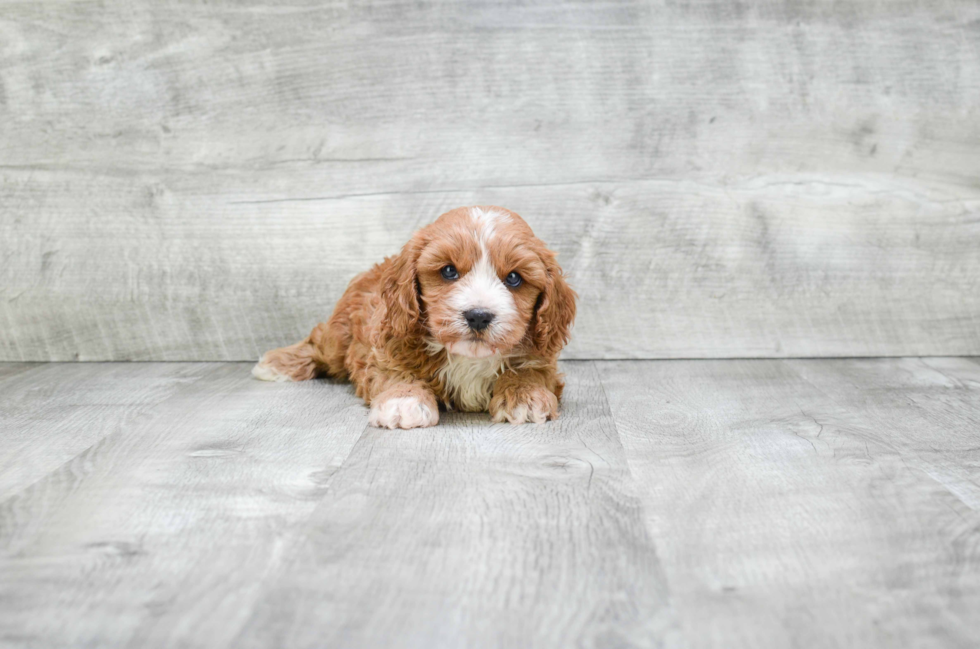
253,206 -> 577,428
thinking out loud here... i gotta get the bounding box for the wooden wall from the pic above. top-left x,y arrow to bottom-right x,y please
2,0 -> 979,361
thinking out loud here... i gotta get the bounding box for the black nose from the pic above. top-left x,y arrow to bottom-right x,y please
463,308 -> 495,332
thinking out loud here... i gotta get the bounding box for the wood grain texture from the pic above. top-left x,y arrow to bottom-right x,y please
1,359 -> 979,646
0,363 -> 39,383
785,356 -> 980,511
0,362 -> 214,501
2,1 -> 979,360
598,357 -> 980,649
0,363 -> 367,649
0,361 -> 679,649
234,361 -> 677,649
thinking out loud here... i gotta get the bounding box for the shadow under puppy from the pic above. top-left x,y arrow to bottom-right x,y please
253,206 -> 577,429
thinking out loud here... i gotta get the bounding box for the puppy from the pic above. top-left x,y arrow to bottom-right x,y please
252,206 -> 576,429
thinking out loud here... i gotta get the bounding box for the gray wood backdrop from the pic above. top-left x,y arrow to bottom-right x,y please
2,0 -> 979,361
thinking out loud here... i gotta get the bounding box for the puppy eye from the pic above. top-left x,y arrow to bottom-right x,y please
504,271 -> 522,288
441,264 -> 459,281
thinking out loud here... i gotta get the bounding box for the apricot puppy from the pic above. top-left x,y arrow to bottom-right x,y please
253,206 -> 576,429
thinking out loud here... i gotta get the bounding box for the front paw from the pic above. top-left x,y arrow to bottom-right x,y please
490,386 -> 559,425
369,395 -> 439,430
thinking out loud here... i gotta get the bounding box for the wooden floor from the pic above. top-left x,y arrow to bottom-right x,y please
1,359 -> 978,648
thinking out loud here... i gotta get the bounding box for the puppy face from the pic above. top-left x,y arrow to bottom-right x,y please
416,207 -> 544,358
378,206 -> 576,360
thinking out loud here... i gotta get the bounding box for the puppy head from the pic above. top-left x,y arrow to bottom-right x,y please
376,206 -> 576,360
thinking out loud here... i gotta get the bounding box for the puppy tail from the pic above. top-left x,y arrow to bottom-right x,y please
254,317 -> 351,382
252,338 -> 319,382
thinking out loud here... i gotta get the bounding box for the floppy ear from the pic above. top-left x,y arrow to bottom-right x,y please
532,251 -> 577,359
373,234 -> 425,345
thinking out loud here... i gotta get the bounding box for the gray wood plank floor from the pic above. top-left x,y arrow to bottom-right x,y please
0,359 -> 977,648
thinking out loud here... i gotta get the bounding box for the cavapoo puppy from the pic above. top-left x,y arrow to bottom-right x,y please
252,206 -> 576,429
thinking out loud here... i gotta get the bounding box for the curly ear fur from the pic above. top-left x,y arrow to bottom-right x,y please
372,234 -> 425,346
532,251 -> 577,359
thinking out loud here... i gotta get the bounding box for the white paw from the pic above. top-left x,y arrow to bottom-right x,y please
368,396 -> 439,430
251,355 -> 293,382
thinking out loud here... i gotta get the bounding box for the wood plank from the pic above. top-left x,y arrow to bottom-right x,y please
0,364 -> 366,648
233,361 -> 677,649
785,356 -> 980,511
0,363 -> 40,383
0,362 -> 217,501
3,177 -> 978,361
2,0 -> 980,360
598,358 -> 980,649
2,359 -> 979,646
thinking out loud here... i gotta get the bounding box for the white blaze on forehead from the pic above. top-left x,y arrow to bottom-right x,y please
445,207 -> 517,344
469,207 -> 509,248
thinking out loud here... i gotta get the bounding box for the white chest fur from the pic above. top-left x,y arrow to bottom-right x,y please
436,352 -> 505,412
